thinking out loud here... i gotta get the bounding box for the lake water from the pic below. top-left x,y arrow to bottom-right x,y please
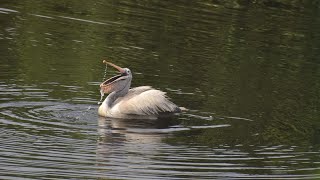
1,1 -> 320,179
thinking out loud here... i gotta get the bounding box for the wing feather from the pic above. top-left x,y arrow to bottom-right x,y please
112,86 -> 179,115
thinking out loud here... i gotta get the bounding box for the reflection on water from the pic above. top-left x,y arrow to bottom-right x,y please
96,117 -> 319,179
1,0 -> 320,179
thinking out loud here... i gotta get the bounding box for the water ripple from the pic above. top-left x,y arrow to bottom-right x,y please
1,83 -> 318,179
1,1 -> 320,179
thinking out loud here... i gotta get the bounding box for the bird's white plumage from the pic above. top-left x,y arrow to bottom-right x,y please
98,62 -> 180,119
111,86 -> 179,116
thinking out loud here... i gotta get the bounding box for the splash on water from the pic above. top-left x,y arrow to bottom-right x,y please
98,89 -> 104,105
98,63 -> 108,105
102,62 -> 108,81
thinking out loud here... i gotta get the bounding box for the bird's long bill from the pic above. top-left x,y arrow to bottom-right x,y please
100,61 -> 125,94
103,60 -> 125,74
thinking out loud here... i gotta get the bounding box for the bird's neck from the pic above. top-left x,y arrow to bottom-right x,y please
105,81 -> 131,108
105,91 -> 119,108
99,79 -> 131,117
99,91 -> 119,117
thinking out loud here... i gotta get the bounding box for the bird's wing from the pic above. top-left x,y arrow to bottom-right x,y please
113,86 -> 179,115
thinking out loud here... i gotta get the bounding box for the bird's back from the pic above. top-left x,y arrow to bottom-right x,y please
111,86 -> 180,116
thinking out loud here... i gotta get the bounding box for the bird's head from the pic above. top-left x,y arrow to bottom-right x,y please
100,60 -> 132,95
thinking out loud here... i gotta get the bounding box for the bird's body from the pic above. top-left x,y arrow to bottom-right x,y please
98,61 -> 181,119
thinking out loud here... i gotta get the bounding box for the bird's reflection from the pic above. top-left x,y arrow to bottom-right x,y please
96,116 -> 177,168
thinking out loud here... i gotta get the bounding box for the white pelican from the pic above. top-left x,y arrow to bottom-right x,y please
98,60 -> 181,119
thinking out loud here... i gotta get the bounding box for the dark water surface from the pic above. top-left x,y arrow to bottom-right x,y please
1,1 -> 320,179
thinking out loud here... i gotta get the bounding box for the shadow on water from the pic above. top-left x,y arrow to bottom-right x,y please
0,0 -> 320,179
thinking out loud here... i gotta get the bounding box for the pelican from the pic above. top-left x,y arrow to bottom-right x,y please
98,60 -> 181,119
